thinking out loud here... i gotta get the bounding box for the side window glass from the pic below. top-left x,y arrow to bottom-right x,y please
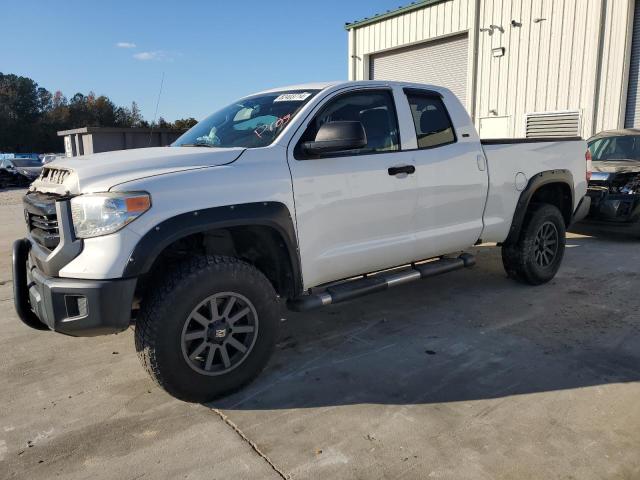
297,90 -> 399,157
406,93 -> 456,149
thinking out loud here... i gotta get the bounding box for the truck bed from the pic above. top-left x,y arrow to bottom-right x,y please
480,137 -> 588,243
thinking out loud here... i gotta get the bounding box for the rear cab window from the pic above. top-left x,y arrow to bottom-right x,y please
404,90 -> 456,149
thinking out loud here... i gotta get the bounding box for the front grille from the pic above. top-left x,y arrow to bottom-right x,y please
29,213 -> 60,249
39,167 -> 71,185
23,192 -> 60,250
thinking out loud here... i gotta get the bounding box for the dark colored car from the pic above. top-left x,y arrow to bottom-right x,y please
0,157 -> 43,182
586,129 -> 640,234
0,167 -> 31,188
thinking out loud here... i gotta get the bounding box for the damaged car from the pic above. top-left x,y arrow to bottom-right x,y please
586,130 -> 640,234
2,157 -> 43,181
0,158 -> 37,188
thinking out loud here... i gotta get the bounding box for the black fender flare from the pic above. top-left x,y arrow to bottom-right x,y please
504,169 -> 574,245
12,238 -> 50,331
122,202 -> 302,294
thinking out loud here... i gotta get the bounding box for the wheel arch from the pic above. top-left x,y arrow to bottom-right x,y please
123,202 -> 302,298
504,170 -> 574,245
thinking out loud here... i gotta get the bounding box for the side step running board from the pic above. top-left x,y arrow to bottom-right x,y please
288,253 -> 475,312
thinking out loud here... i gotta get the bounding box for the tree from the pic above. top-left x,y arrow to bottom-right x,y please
37,87 -> 52,112
156,116 -> 169,128
92,96 -> 117,126
173,117 -> 198,130
130,101 -> 144,127
52,90 -> 67,109
47,91 -> 70,127
0,73 -> 40,151
67,93 -> 89,128
114,105 -> 133,127
0,71 -> 189,152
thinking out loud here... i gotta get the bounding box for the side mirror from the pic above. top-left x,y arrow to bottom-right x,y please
5,164 -> 15,171
302,121 -> 367,156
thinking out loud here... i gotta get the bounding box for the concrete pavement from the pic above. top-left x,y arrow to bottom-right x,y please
1,188 -> 639,479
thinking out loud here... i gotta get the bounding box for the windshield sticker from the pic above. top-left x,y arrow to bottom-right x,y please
273,92 -> 312,102
254,113 -> 292,138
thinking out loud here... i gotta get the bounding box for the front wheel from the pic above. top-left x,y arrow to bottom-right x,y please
502,204 -> 566,285
135,255 -> 280,402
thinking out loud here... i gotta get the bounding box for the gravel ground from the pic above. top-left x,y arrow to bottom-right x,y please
0,188 -> 25,206
1,187 -> 639,479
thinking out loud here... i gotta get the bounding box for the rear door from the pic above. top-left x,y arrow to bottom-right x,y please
286,88 -> 418,288
403,89 -> 489,258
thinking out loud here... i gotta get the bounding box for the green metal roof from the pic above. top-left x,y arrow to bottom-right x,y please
344,0 -> 447,30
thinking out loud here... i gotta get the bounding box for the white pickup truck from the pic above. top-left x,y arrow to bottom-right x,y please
13,81 -> 591,402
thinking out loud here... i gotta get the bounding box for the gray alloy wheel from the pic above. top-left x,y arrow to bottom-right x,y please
181,292 -> 259,376
501,203 -> 566,285
533,221 -> 559,267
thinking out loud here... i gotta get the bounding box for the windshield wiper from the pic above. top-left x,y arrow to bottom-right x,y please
178,143 -> 217,148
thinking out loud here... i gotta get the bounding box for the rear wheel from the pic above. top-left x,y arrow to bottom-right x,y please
502,204 -> 566,285
135,255 -> 280,402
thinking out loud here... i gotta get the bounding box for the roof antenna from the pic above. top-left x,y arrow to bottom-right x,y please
148,71 -> 165,146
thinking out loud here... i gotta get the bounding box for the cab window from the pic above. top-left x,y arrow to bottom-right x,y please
296,90 -> 400,158
405,92 -> 456,149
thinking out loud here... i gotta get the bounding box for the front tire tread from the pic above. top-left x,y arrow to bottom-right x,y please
135,255 -> 278,402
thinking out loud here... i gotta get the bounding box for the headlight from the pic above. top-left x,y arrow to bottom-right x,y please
70,192 -> 151,239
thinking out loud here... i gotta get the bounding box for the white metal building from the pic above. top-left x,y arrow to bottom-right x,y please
346,0 -> 640,139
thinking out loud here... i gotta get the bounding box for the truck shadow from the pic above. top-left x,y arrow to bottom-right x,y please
208,244 -> 640,411
569,220 -> 639,242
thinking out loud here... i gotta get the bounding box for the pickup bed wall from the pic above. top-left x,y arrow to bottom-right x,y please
480,139 -> 587,243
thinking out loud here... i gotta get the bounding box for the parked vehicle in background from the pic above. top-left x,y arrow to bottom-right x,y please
13,153 -> 41,162
0,167 -> 31,188
0,157 -> 43,181
585,129 -> 640,234
42,153 -> 66,164
13,80 -> 590,402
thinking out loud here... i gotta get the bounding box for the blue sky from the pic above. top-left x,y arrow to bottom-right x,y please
2,0 -> 402,122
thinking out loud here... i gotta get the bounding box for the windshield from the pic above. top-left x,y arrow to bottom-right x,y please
12,159 -> 42,167
173,90 -> 320,149
589,135 -> 640,161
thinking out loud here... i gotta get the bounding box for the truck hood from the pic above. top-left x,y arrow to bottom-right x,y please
593,160 -> 640,174
30,146 -> 245,195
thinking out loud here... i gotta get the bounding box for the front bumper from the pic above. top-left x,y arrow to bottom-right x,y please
13,238 -> 137,337
585,188 -> 640,224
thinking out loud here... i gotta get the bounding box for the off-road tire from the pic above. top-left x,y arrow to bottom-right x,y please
502,203 -> 566,285
135,255 -> 280,402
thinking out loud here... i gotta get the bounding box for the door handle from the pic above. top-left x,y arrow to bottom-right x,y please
388,165 -> 416,176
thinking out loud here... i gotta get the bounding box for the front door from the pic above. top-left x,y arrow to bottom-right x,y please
287,89 -> 418,288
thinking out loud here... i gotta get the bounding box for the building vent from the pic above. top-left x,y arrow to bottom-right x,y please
525,111 -> 581,138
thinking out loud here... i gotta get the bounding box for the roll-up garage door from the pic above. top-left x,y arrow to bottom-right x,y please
625,0 -> 640,128
369,34 -> 469,108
